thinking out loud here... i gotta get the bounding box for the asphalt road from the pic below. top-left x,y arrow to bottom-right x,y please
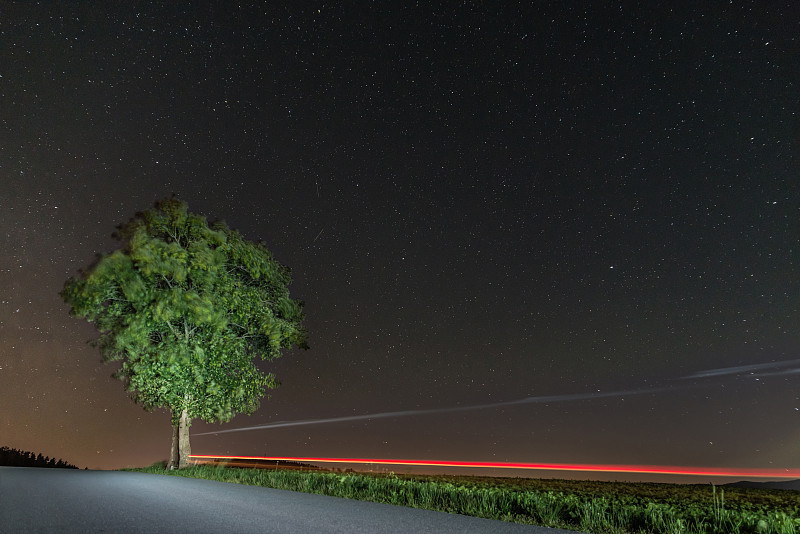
0,467 -> 581,533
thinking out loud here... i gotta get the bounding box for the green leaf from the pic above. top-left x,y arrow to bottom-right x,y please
61,197 -> 309,425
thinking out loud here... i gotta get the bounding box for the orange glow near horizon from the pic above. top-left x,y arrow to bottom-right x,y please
188,455 -> 800,479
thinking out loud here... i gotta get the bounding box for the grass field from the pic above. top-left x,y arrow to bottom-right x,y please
125,462 -> 800,533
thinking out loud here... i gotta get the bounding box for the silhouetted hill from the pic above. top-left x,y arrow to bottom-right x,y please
0,446 -> 79,469
724,479 -> 800,491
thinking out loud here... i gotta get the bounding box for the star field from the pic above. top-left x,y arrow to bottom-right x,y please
1,3 -> 798,479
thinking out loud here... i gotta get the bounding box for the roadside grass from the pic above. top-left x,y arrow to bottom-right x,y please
124,463 -> 800,534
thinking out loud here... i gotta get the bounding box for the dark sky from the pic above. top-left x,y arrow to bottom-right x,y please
2,2 -> 798,481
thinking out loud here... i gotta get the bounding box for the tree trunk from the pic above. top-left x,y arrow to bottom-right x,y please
168,424 -> 178,469
166,408 -> 191,469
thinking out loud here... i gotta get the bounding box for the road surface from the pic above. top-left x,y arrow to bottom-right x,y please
0,467 -> 581,533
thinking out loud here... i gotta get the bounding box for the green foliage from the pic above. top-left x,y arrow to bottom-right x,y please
62,198 -> 308,425
126,465 -> 800,534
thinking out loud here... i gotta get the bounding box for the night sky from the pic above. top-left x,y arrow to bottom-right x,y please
2,3 -> 798,481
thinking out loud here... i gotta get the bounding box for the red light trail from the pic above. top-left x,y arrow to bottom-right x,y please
189,455 -> 800,478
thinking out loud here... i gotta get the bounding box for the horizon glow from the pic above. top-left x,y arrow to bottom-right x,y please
189,455 -> 800,479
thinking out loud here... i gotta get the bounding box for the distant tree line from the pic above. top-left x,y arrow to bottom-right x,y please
0,446 -> 79,469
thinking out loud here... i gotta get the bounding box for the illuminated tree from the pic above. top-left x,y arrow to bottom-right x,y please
61,198 -> 308,469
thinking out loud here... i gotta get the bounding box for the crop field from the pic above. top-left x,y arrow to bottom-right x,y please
127,463 -> 800,533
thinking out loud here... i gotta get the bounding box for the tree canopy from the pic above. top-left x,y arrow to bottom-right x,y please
61,198 -> 308,467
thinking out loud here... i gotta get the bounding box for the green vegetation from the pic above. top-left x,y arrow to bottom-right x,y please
62,198 -> 308,469
126,464 -> 800,533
